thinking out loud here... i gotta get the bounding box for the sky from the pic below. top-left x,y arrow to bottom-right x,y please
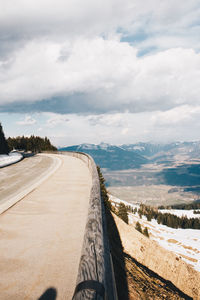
0,0 -> 200,147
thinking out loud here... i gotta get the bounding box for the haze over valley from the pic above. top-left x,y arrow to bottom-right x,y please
61,141 -> 200,206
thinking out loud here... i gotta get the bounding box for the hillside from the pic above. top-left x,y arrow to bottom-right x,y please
59,143 -> 148,170
112,212 -> 200,299
60,141 -> 200,171
121,141 -> 200,162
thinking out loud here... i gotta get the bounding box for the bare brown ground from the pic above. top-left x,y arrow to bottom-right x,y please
125,254 -> 190,300
181,244 -> 199,253
105,209 -> 192,300
0,154 -> 92,300
167,239 -> 179,244
178,254 -> 198,263
113,213 -> 200,299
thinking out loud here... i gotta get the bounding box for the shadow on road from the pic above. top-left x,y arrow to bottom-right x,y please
38,287 -> 57,300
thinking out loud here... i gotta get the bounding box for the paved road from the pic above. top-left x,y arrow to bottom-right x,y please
0,154 -> 92,299
0,154 -> 61,213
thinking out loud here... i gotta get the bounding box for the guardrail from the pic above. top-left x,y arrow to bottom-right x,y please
60,151 -> 118,300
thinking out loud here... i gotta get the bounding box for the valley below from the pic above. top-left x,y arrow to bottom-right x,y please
105,160 -> 200,206
61,141 -> 200,207
62,141 -> 200,298
104,151 -> 200,298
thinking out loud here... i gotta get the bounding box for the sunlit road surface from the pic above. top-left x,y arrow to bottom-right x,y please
0,154 -> 92,299
0,154 -> 61,214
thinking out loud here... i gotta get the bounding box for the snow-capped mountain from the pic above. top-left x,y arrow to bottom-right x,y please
59,141 -> 200,170
59,143 -> 148,170
121,141 -> 200,160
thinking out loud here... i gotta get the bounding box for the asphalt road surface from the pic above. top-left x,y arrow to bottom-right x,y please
0,153 -> 92,299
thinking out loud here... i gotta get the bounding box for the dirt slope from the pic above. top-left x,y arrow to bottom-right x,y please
113,213 -> 200,299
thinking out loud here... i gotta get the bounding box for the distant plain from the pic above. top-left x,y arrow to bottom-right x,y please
105,160 -> 200,206
61,142 -> 200,207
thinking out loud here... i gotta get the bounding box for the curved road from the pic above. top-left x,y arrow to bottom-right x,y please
0,154 -> 61,214
0,153 -> 92,299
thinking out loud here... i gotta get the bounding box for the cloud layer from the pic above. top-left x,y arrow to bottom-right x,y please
1,38 -> 200,115
1,0 -> 200,144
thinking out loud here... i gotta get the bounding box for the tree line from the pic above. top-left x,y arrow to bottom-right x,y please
0,123 -> 9,154
7,135 -> 57,152
135,204 -> 200,229
135,221 -> 149,237
97,167 -> 150,238
97,166 -> 129,224
159,202 -> 200,210
0,122 -> 57,154
97,166 -> 200,231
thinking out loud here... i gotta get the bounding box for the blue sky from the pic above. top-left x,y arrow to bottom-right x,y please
1,0 -> 200,147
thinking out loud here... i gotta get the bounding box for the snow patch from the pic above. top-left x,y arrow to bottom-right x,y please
159,209 -> 200,219
0,152 -> 23,168
109,194 -> 200,272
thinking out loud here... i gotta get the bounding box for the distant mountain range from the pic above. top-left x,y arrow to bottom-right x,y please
59,143 -> 147,170
59,141 -> 200,170
121,141 -> 200,158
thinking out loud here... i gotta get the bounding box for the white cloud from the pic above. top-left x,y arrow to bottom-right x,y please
16,115 -> 36,126
1,39 -> 200,115
88,114 -> 124,127
151,105 -> 200,125
1,0 -> 200,144
46,113 -> 69,128
4,109 -> 200,146
0,0 -> 199,58
121,128 -> 129,135
0,0 -> 199,37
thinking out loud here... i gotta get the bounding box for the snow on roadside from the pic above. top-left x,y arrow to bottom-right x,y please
109,194 -> 139,209
147,219 -> 200,272
109,194 -> 200,272
0,152 -> 23,168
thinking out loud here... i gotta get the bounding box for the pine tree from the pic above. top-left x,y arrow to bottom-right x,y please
135,221 -> 142,233
7,135 -> 57,152
133,207 -> 137,214
97,166 -> 111,209
143,227 -> 149,237
0,123 -> 9,154
117,203 -> 128,224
